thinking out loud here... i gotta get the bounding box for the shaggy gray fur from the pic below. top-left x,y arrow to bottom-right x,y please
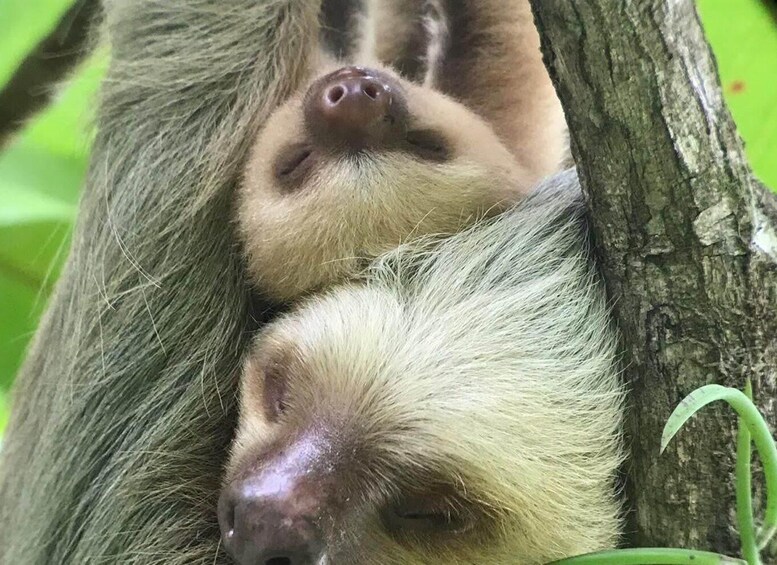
0,1 -> 323,563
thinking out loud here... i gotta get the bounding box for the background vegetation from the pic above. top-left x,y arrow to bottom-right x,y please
0,0 -> 775,432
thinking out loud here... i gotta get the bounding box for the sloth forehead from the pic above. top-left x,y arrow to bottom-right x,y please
254,276 -> 620,477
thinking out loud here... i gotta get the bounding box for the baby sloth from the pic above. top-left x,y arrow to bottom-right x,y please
238,0 -> 568,302
221,172 -> 625,565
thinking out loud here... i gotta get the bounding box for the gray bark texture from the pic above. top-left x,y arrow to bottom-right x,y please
529,0 -> 777,556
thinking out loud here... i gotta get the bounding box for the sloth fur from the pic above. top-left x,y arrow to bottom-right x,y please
0,1 -> 617,564
227,170 -> 625,564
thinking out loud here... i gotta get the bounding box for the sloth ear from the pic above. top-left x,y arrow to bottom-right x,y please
241,334 -> 298,424
260,359 -> 288,422
240,335 -> 291,422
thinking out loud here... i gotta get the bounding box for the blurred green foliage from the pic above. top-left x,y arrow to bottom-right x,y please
0,0 -> 74,87
1,0 -> 104,428
0,0 -> 775,434
698,0 -> 777,190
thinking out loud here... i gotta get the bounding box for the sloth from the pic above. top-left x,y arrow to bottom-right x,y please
222,2 -> 620,564
238,0 -> 568,302
226,0 -> 621,563
0,1 -> 615,565
220,171 -> 625,565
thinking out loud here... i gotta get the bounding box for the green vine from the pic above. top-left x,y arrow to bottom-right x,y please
548,380 -> 777,565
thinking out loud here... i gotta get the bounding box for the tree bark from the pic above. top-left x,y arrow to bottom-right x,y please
530,0 -> 777,556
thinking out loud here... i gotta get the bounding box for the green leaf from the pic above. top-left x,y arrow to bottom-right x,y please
0,273 -> 48,391
661,385 -> 732,453
0,387 -> 8,439
547,547 -> 745,564
0,189 -> 75,226
698,0 -> 777,191
0,53 -> 104,389
735,381 -> 760,564
661,384 -> 777,551
0,221 -> 72,283
0,139 -> 84,219
0,0 -> 77,88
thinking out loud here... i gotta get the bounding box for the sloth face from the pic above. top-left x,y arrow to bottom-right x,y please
219,281 -> 623,565
238,65 -> 531,302
221,305 -> 498,565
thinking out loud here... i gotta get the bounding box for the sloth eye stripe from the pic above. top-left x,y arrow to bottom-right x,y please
404,130 -> 451,162
273,144 -> 314,191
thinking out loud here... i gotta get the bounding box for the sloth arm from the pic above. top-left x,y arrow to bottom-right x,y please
432,0 -> 568,179
105,0 -> 328,114
358,0 -> 430,82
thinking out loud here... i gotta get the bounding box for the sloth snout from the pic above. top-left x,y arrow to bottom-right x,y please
218,479 -> 325,565
219,434 -> 334,565
304,66 -> 408,149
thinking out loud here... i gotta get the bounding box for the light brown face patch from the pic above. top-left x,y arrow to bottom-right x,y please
225,194 -> 624,561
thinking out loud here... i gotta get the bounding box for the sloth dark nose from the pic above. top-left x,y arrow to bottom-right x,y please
218,482 -> 324,565
304,66 -> 408,149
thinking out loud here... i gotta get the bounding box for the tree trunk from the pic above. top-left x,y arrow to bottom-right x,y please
529,0 -> 777,556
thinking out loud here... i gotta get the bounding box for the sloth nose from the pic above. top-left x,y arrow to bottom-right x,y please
304,66 -> 408,149
218,480 -> 324,565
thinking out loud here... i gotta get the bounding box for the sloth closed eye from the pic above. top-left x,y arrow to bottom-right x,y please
275,129 -> 450,181
273,143 -> 314,186
404,129 -> 451,162
382,494 -> 473,535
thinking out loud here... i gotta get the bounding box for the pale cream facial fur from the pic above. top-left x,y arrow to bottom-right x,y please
236,0 -> 567,304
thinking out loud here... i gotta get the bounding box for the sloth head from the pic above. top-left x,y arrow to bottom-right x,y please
219,293 -> 622,565
219,190 -> 624,565
239,65 -> 533,302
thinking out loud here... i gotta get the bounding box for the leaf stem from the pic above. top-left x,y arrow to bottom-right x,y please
736,380 -> 760,565
547,547 -> 746,564
661,385 -> 777,550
